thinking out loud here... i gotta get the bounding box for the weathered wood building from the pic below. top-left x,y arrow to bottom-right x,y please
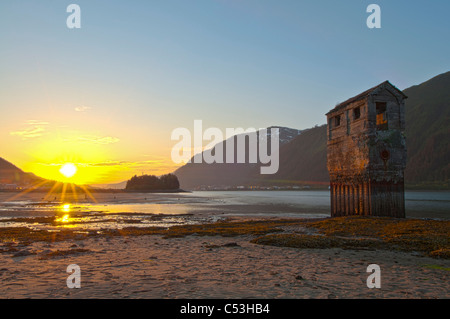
326,81 -> 407,218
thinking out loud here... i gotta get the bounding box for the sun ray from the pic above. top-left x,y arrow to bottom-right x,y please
79,184 -> 97,203
60,182 -> 68,203
5,179 -> 52,202
70,183 -> 79,203
43,181 -> 62,202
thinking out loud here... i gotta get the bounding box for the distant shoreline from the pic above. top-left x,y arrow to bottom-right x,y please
0,188 -> 190,194
1,187 -> 450,193
122,188 -> 190,193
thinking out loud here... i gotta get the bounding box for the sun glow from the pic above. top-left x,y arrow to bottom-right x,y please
62,204 -> 71,213
59,163 -> 77,178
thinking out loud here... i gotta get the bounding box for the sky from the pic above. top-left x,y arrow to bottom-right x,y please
0,0 -> 449,184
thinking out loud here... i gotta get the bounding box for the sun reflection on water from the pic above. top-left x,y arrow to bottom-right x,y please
54,204 -> 76,227
0,198 -> 215,231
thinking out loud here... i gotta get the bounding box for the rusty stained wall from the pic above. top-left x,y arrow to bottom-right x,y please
326,85 -> 407,218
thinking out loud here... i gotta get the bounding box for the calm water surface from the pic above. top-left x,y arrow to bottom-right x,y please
188,190 -> 450,219
0,190 -> 448,230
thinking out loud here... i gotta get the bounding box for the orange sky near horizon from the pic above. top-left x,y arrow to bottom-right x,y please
1,110 -> 184,185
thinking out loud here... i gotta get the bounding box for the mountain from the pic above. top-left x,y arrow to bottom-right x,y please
403,72 -> 450,188
174,71 -> 450,190
261,125 -> 328,184
0,158 -> 95,192
0,157 -> 43,186
91,181 -> 128,189
174,127 -> 302,189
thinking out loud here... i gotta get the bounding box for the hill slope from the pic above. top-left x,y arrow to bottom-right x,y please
403,72 -> 450,187
0,157 -> 43,186
262,125 -> 328,184
174,127 -> 302,189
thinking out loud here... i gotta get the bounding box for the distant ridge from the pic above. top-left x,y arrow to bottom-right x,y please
91,180 -> 128,190
174,127 -> 302,189
403,71 -> 450,188
0,157 -> 43,185
263,124 -> 328,184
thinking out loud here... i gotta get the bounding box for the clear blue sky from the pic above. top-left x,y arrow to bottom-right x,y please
1,0 -> 449,129
0,1 -> 449,181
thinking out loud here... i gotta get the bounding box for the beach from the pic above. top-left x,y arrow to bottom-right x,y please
0,191 -> 449,299
1,228 -> 449,299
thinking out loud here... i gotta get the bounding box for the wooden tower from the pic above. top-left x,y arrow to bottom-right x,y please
326,81 -> 407,218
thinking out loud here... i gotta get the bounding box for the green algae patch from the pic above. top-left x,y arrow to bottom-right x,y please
252,217 -> 450,259
422,264 -> 450,271
102,219 -> 304,239
0,227 -> 87,244
1,217 -> 448,259
0,219 -> 305,244
428,249 -> 450,259
251,233 -> 383,250
161,219 -> 302,238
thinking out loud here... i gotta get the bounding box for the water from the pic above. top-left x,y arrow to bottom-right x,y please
0,190 -> 448,231
187,190 -> 450,219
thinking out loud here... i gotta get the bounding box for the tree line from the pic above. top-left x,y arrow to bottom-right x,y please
125,174 -> 180,191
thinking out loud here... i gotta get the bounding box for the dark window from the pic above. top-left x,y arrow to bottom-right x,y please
328,118 -> 333,140
353,107 -> 361,120
335,115 -> 341,127
376,102 -> 387,130
346,110 -> 350,135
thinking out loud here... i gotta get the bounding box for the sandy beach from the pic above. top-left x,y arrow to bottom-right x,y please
0,191 -> 449,299
1,218 -> 449,299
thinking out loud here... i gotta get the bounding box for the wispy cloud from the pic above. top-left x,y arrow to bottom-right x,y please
63,135 -> 120,145
26,120 -> 49,125
75,105 -> 92,112
10,120 -> 49,139
37,159 -> 176,172
83,160 -> 180,175
80,160 -> 166,168
80,161 -> 128,167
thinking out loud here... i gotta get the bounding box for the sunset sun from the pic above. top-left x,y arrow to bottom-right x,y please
59,163 -> 77,178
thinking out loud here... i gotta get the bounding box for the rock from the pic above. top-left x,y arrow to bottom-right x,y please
295,275 -> 304,280
204,244 -> 220,249
13,250 -> 35,257
19,241 -> 32,247
223,242 -> 240,247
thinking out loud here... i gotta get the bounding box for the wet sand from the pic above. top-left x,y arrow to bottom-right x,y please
1,226 -> 449,299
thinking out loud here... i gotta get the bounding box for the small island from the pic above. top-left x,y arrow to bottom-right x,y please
125,173 -> 183,192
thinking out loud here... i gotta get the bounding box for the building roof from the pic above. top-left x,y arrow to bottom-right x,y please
326,81 -> 407,115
